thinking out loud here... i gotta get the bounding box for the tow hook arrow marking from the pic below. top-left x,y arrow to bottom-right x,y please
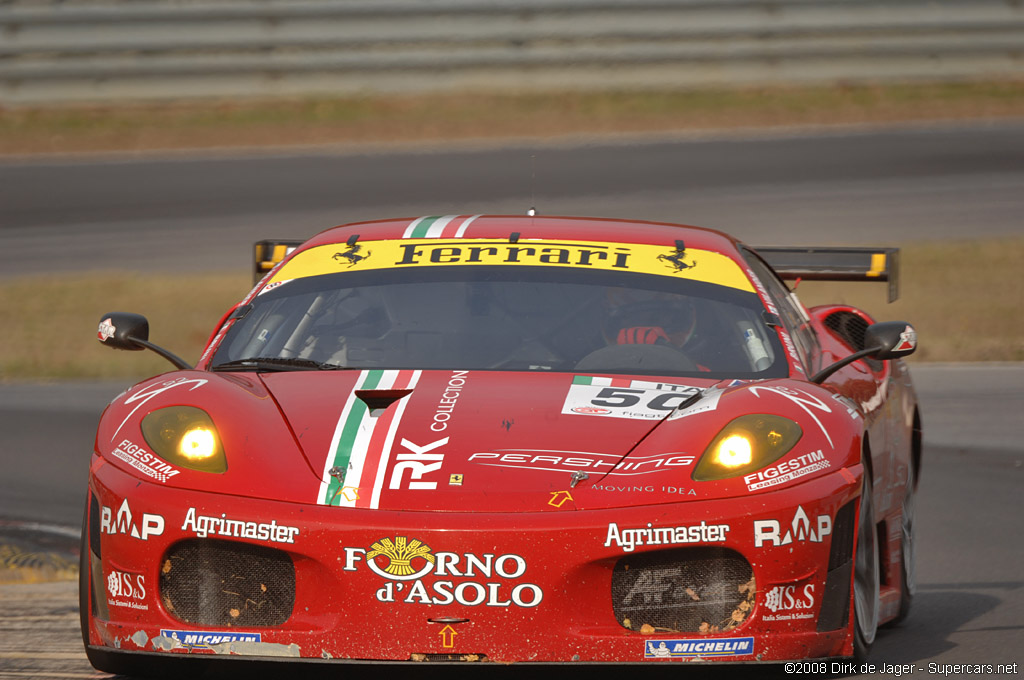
439,625 -> 458,648
548,490 -> 573,508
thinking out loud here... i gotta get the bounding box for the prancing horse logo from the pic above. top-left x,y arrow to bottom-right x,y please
333,243 -> 371,268
658,240 -> 697,272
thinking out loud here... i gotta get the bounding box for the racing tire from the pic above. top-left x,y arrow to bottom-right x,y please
891,462 -> 917,625
852,469 -> 880,663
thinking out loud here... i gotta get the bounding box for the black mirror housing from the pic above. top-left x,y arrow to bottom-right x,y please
864,321 -> 918,360
97,313 -> 149,351
97,312 -> 192,369
811,320 -> 918,383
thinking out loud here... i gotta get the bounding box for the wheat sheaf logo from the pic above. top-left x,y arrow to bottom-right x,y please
365,536 -> 436,581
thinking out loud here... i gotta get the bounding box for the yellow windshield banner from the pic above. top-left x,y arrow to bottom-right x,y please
268,238 -> 755,293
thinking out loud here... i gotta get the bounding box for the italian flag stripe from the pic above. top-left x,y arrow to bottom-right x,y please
364,369 -> 421,509
452,214 -> 481,237
404,215 -> 480,239
573,375 -> 631,386
320,369 -> 384,505
320,370 -> 422,507
403,216 -> 438,239
573,375 -> 647,388
424,215 -> 457,238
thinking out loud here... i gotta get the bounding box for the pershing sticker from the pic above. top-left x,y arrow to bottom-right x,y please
645,637 -> 754,659
563,376 -> 702,420
744,449 -> 830,491
342,536 -> 543,608
469,449 -> 694,477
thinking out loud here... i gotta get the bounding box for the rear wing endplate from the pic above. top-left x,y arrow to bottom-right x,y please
754,246 -> 900,302
253,240 -> 304,284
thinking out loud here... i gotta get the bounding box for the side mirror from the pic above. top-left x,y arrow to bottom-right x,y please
811,321 -> 917,384
863,321 -> 918,360
97,312 -> 191,370
97,313 -> 149,351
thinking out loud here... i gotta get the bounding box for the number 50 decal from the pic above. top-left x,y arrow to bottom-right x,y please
563,383 -> 700,420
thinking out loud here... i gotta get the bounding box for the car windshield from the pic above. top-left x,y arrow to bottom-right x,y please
211,266 -> 786,378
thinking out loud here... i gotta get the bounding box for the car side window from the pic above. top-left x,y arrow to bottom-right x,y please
741,249 -> 822,373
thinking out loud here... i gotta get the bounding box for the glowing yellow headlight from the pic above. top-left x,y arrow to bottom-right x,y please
141,406 -> 226,473
714,434 -> 754,468
693,414 -> 802,481
179,427 -> 218,461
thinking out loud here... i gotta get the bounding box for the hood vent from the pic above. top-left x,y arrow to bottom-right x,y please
355,389 -> 413,417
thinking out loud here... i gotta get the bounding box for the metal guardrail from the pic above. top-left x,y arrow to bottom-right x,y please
1,0 -> 1022,105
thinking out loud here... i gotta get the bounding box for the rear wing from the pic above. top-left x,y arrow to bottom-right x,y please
754,246 -> 900,302
253,239 -> 304,284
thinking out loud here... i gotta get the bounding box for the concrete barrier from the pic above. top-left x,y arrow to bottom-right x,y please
1,0 -> 1022,105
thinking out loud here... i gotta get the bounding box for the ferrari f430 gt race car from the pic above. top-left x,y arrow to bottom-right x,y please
83,215 -> 920,672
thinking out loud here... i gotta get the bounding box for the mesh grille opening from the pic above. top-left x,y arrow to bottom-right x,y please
160,539 -> 295,627
612,547 -> 755,633
824,311 -> 869,351
824,311 -> 883,371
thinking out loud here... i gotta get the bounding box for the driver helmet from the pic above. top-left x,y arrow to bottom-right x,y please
604,289 -> 697,348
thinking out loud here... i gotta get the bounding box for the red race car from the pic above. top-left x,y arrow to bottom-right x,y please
83,215 -> 920,672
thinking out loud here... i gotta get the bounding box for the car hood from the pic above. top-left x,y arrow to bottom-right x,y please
262,369 -> 722,512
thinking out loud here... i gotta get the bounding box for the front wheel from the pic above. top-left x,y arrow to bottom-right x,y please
853,469 -> 880,663
892,462 -> 917,624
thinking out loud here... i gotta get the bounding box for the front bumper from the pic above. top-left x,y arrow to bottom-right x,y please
84,456 -> 861,664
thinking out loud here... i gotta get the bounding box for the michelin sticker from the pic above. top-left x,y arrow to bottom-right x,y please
645,637 -> 754,659
563,376 -> 701,420
159,630 -> 261,649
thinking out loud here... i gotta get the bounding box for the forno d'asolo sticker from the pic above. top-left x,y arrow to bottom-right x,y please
267,238 -> 755,293
342,536 -> 543,608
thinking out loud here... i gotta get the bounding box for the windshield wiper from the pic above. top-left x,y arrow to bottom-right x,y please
211,357 -> 352,372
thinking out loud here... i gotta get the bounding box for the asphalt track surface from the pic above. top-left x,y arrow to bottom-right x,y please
1,121 -> 1023,678
2,121 -> 1024,278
